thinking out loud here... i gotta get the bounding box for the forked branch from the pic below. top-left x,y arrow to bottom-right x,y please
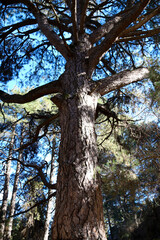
11,157 -> 57,190
15,113 -> 59,151
120,6 -> 160,37
0,0 -> 69,59
0,19 -> 37,42
89,0 -> 151,70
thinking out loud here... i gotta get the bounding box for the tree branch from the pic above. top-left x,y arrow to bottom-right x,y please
10,192 -> 56,217
15,113 -> 59,151
71,0 -> 78,43
101,58 -> 116,75
0,19 -> 37,42
0,0 -> 38,17
126,0 -> 135,9
119,6 -> 160,37
88,0 -> 151,70
45,0 -> 72,54
64,0 -> 71,10
0,0 -> 70,59
87,0 -> 109,19
93,68 -> 149,96
116,28 -> 160,43
80,0 -> 89,33
97,103 -> 120,122
11,157 -> 57,190
0,80 -> 62,104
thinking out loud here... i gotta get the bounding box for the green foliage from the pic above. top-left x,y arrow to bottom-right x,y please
0,91 -> 58,240
97,118 -> 160,240
148,59 -> 160,106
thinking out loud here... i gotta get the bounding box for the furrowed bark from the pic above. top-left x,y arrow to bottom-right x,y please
0,1 -> 155,239
51,51 -> 106,240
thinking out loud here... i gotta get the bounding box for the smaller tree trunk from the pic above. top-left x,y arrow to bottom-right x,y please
6,125 -> 24,240
6,153 -> 21,239
43,138 -> 56,240
0,128 -> 15,240
106,205 -> 114,240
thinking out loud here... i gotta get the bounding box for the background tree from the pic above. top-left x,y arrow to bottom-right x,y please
96,86 -> 160,240
0,127 -> 15,240
43,138 -> 57,240
0,94 -> 58,240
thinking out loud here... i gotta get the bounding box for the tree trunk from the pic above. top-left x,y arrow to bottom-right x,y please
43,139 -> 56,240
6,125 -> 24,240
106,205 -> 114,240
6,153 -> 21,239
0,128 -> 15,240
51,54 -> 107,239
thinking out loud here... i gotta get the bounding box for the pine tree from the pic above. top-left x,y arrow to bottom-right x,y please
0,1 -> 159,239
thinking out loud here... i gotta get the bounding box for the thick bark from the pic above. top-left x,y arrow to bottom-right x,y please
51,54 -> 106,239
